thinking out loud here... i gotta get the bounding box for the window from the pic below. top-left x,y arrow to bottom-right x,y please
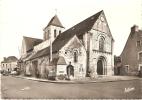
45,30 -> 50,40
65,51 -> 67,54
99,36 -> 105,52
54,29 -> 57,38
48,30 -> 50,38
59,30 -> 61,34
74,51 -> 78,62
139,52 -> 142,61
125,65 -> 129,73
137,41 -> 140,47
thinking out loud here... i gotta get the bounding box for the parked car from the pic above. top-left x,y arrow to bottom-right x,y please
2,71 -> 9,76
0,70 -> 4,74
10,71 -> 18,75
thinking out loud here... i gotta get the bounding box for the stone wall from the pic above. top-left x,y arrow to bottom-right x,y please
90,52 -> 114,75
44,25 -> 64,41
121,26 -> 142,75
34,40 -> 50,52
59,36 -> 87,78
25,53 -> 59,78
56,65 -> 67,75
89,21 -> 114,76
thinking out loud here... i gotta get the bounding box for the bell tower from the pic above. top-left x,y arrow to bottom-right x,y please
43,15 -> 64,42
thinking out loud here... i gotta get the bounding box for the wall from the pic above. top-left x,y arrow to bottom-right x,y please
1,62 -> 17,72
121,29 -> 142,75
34,40 -> 50,52
25,53 -> 58,78
59,36 -> 87,78
88,13 -> 114,76
44,25 -> 64,42
34,25 -> 65,53
56,65 -> 67,75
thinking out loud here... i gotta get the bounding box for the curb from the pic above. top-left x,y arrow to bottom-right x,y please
12,75 -> 141,84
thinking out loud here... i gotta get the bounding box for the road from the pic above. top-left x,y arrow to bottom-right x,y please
1,75 -> 142,99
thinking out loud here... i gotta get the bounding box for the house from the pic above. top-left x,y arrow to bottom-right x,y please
20,10 -> 114,79
120,25 -> 142,76
1,56 -> 18,72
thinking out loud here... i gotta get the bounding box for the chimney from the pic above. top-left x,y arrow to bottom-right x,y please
131,25 -> 139,33
3,57 -> 7,61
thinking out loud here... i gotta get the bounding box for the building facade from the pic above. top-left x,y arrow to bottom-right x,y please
120,25 -> 142,75
20,10 -> 114,79
1,56 -> 18,72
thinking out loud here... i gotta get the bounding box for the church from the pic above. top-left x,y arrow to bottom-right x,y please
20,10 -> 114,79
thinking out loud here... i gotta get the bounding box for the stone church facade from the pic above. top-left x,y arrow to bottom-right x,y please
20,10 -> 114,79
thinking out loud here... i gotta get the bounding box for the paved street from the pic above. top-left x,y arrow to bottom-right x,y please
1,75 -> 142,99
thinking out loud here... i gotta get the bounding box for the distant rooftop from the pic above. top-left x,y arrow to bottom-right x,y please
1,56 -> 18,63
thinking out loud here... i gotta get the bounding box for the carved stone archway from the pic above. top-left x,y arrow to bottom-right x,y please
97,56 -> 107,75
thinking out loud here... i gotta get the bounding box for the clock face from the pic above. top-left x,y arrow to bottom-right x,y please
100,16 -> 104,22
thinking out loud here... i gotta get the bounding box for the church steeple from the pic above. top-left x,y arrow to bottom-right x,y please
47,15 -> 64,28
43,15 -> 64,41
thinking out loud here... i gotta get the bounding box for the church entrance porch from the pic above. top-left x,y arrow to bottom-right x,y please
97,56 -> 107,75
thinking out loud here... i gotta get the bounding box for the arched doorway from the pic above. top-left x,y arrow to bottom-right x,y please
67,64 -> 74,77
97,56 -> 107,75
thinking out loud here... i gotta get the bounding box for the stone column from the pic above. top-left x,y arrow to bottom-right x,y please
93,58 -> 98,78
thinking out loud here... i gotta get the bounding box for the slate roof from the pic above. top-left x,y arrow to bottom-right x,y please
1,56 -> 18,63
44,15 -> 64,29
28,10 -> 105,60
23,36 -> 43,52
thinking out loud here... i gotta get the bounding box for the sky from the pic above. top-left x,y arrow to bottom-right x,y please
0,0 -> 142,61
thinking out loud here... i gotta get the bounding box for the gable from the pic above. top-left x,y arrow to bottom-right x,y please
61,35 -> 85,51
92,11 -> 113,39
57,56 -> 66,65
120,30 -> 142,57
51,10 -> 103,52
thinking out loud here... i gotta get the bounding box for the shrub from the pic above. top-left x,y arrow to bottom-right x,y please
57,74 -> 66,80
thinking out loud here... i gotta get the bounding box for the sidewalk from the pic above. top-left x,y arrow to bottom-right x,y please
13,75 -> 141,84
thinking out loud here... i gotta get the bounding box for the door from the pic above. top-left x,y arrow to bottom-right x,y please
67,65 -> 74,77
32,61 -> 39,78
97,59 -> 103,75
